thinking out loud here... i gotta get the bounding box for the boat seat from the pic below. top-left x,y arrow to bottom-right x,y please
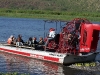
3,43 -> 36,49
54,34 -> 60,44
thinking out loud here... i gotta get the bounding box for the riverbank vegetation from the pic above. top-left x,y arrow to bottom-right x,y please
0,9 -> 100,21
0,0 -> 100,21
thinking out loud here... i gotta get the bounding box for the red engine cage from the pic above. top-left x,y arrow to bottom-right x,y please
45,18 -> 100,54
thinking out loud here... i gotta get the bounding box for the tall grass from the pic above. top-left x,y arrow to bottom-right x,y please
0,8 -> 100,21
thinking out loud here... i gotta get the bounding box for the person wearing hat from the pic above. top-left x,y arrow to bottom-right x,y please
45,28 -> 56,49
48,28 -> 56,38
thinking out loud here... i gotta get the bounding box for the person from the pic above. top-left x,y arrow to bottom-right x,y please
45,28 -> 56,49
38,37 -> 45,50
32,37 -> 38,49
38,37 -> 44,45
32,37 -> 38,44
48,28 -> 56,38
16,34 -> 24,46
12,36 -> 17,45
7,35 -> 14,44
27,37 -> 33,46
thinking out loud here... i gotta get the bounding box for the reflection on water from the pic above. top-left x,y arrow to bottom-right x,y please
0,52 -> 100,75
0,52 -> 63,75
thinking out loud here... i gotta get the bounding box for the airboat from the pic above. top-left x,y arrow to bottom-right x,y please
0,18 -> 100,65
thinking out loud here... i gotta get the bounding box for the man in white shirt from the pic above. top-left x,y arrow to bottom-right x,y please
49,28 -> 56,38
45,28 -> 56,49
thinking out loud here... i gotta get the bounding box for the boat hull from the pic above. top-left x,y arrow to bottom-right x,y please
63,52 -> 98,65
0,44 -> 99,65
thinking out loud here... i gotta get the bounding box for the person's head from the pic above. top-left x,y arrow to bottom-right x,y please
18,34 -> 22,38
39,37 -> 43,41
10,35 -> 14,39
33,37 -> 37,41
29,37 -> 32,41
49,28 -> 55,32
62,27 -> 66,32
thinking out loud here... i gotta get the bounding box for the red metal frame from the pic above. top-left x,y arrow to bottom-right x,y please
45,18 -> 100,54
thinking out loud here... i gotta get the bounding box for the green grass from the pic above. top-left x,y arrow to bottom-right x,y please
0,0 -> 100,12
0,9 -> 100,21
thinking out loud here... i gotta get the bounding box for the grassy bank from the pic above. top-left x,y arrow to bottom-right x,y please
0,9 -> 100,21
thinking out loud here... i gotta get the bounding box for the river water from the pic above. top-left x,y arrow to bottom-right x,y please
0,17 -> 100,75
